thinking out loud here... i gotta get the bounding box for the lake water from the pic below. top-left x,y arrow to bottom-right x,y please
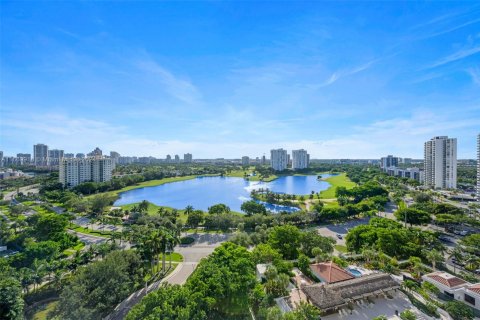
114,174 -> 334,213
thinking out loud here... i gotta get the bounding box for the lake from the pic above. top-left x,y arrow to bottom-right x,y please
114,174 -> 335,213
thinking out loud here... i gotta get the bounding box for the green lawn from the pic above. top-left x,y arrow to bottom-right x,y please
86,175 -> 201,199
335,244 -> 348,253
63,242 -> 85,255
31,300 -> 58,320
226,168 -> 278,182
319,173 -> 356,199
120,202 -> 190,222
69,225 -> 111,237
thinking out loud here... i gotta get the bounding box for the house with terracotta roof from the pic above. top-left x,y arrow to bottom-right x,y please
309,261 -> 354,284
422,271 -> 480,311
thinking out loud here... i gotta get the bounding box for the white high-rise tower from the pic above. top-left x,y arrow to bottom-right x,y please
424,136 -> 457,189
292,149 -> 309,169
270,149 -> 288,171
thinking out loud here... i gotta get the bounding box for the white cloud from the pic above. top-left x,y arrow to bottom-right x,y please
317,60 -> 376,87
427,46 -> 480,69
135,57 -> 201,105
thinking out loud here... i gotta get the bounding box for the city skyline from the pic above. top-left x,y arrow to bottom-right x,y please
1,2 -> 480,158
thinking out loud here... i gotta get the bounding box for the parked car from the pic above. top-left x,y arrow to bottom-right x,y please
336,234 -> 343,239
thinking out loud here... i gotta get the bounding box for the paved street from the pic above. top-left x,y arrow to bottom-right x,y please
106,232 -> 229,320
3,185 -> 39,201
68,230 -> 107,245
315,217 -> 371,246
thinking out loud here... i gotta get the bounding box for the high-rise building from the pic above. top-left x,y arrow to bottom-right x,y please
380,155 -> 399,170
175,155 -> 180,163
270,149 -> 288,171
34,144 -> 49,166
477,134 -> 480,200
59,157 -> 114,188
87,147 -> 102,157
424,136 -> 457,189
110,151 -> 120,164
76,153 -> 85,159
292,149 -> 309,169
64,153 -> 75,159
241,156 -> 250,166
262,155 -> 266,165
166,155 -> 172,162
16,153 -> 31,164
184,153 -> 193,163
48,149 -> 64,166
0,151 -> 3,167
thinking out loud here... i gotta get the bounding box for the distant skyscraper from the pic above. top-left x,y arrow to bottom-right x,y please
76,153 -> 85,159
174,155 -> 180,163
16,153 -> 31,164
34,143 -> 49,166
88,147 -> 102,157
59,157 -> 114,188
424,136 -> 457,189
477,134 -> 480,199
0,151 -> 3,166
380,155 -> 399,170
64,153 -> 75,159
110,151 -> 120,164
292,149 -> 309,169
184,153 -> 193,163
262,155 -> 266,165
48,149 -> 64,166
241,156 -> 250,166
270,149 -> 288,171
166,155 -> 172,162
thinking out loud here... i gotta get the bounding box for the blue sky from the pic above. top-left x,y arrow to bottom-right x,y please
1,1 -> 479,159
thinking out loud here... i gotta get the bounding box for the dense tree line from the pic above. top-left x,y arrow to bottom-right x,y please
346,218 -> 443,260
56,250 -> 144,319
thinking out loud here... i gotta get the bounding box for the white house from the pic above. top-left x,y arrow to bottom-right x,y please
422,271 -> 480,311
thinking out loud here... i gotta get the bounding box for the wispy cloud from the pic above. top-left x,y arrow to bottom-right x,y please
426,46 -> 480,69
135,57 -> 201,105
317,60 -> 376,87
466,68 -> 480,86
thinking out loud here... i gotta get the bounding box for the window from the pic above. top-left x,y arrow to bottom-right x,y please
464,293 -> 475,305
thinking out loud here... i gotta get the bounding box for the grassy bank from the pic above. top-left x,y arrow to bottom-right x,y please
226,168 -> 278,182
319,173 -> 356,199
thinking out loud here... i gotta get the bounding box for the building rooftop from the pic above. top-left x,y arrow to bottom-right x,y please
467,283 -> 480,295
424,272 -> 468,288
302,273 -> 400,311
310,261 -> 354,284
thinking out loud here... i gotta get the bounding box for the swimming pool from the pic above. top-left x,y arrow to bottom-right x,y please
346,267 -> 362,277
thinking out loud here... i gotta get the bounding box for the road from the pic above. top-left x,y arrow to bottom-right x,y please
68,230 -> 107,245
315,217 -> 371,246
105,232 -> 229,320
3,185 -> 39,201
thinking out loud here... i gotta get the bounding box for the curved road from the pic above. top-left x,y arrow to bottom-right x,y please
105,232 -> 229,320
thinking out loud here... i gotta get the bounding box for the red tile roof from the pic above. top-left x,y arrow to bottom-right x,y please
426,273 -> 467,288
467,284 -> 480,294
310,262 -> 354,284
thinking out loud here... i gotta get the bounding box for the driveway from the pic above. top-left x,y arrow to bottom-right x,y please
68,230 -> 107,245
105,232 -> 229,320
315,217 -> 371,246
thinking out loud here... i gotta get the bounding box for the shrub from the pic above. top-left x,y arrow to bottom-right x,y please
180,237 -> 195,245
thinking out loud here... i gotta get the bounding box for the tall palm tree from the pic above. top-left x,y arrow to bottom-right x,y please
184,205 -> 194,215
139,200 -> 150,213
425,249 -> 443,271
449,248 -> 463,274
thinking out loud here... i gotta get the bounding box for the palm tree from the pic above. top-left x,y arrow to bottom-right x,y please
449,247 -> 463,274
425,249 -> 443,271
32,259 -> 46,292
138,200 -> 150,213
184,205 -> 194,215
362,248 -> 377,264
